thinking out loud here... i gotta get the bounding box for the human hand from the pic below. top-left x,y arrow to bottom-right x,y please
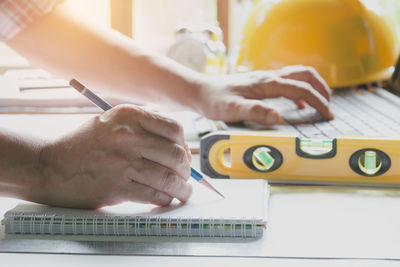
196,65 -> 334,125
38,105 -> 192,208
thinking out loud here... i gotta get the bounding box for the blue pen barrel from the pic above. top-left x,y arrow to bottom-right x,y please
191,167 -> 224,198
191,168 -> 203,181
70,78 -> 222,196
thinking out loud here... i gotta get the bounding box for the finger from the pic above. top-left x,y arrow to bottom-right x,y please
184,143 -> 192,162
138,110 -> 193,163
221,98 -> 281,126
101,105 -> 186,148
294,99 -> 307,109
122,180 -> 173,206
124,158 -> 192,203
115,131 -> 191,179
278,65 -> 332,101
264,78 -> 334,120
138,109 -> 186,147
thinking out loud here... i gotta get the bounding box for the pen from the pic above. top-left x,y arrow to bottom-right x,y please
69,79 -> 224,198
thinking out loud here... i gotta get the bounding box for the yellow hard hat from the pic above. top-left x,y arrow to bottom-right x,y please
236,0 -> 400,88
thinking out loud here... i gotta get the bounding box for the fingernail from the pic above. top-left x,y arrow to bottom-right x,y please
100,109 -> 113,122
184,143 -> 192,162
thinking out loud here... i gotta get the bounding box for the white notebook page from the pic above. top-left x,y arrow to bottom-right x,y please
4,179 -> 269,222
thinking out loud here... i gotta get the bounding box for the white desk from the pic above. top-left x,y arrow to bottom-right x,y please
1,113 -> 400,266
1,253 -> 399,267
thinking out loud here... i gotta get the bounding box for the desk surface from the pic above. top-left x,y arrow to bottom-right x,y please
1,113 -> 400,266
1,254 -> 400,267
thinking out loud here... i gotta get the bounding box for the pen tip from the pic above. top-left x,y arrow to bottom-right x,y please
216,190 -> 225,198
197,175 -> 225,198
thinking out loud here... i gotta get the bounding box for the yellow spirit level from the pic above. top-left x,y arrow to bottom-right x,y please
200,131 -> 400,187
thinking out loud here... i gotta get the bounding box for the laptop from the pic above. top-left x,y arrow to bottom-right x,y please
225,57 -> 400,139
175,57 -> 400,154
197,58 -> 400,184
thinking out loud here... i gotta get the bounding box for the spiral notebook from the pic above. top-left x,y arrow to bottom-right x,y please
1,179 -> 269,238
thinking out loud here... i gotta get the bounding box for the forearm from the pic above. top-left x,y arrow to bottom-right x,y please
6,1 -> 206,110
0,129 -> 45,201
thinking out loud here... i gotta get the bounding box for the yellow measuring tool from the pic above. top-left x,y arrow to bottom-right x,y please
200,131 -> 400,187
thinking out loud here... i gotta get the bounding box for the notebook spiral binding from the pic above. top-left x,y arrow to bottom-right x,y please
5,212 -> 263,238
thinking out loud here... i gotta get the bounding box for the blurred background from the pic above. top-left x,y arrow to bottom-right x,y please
56,0 -> 400,74
63,0 -> 400,54
3,0 -> 400,73
2,0 -> 400,85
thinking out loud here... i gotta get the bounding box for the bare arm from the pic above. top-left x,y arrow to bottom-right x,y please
6,1 -> 333,124
0,105 -> 193,208
0,1 -> 334,208
0,129 -> 45,201
6,1 -> 204,109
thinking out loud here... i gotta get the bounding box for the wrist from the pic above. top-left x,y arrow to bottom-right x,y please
181,74 -> 209,112
0,131 -> 50,202
188,75 -> 225,118
146,52 -> 210,112
26,139 -> 56,204
177,72 -> 221,115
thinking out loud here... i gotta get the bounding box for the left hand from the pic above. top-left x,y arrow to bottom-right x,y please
195,65 -> 334,126
37,105 -> 192,208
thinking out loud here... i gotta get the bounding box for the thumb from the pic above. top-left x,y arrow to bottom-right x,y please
233,99 -> 281,126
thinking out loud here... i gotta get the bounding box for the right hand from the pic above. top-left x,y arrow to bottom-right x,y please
196,65 -> 334,126
37,105 -> 192,208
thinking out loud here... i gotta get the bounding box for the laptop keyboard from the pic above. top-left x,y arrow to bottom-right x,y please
265,88 -> 400,139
